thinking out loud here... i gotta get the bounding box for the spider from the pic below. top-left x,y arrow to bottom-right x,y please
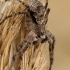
0,0 -> 55,70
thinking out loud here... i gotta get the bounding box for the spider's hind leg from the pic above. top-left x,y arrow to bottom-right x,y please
46,30 -> 55,44
46,30 -> 55,70
41,30 -> 55,70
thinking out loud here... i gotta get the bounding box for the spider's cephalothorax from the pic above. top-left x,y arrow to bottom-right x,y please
0,0 -> 55,70
25,0 -> 50,25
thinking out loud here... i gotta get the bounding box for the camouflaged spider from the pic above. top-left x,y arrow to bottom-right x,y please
0,0 -> 55,70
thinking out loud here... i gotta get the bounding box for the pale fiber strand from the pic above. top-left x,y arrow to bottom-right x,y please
0,0 -> 49,70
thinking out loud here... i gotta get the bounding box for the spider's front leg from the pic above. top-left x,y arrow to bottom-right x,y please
9,31 -> 38,70
17,0 -> 28,7
0,11 -> 27,25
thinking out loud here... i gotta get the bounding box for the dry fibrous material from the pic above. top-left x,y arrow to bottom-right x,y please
0,0 -> 55,70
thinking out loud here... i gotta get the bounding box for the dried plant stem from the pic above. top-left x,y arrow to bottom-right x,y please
0,0 -> 50,70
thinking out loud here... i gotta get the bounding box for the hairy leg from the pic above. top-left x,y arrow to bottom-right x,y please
0,11 -> 27,25
9,31 -> 37,70
44,0 -> 48,9
41,29 -> 55,70
46,30 -> 55,70
41,1 -> 55,69
43,8 -> 50,24
17,0 -> 28,7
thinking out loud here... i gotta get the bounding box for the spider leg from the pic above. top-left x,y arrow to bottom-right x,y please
0,11 -> 27,25
47,37 -> 54,70
43,8 -> 50,25
41,2 -> 55,69
40,2 -> 50,25
41,29 -> 55,70
17,0 -> 28,7
44,0 -> 48,9
46,30 -> 55,42
46,30 -> 55,70
9,31 -> 38,70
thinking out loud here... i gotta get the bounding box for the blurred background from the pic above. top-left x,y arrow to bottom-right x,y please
48,0 -> 70,70
0,0 -> 70,70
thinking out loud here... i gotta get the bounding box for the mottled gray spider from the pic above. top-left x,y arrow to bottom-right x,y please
0,0 -> 55,70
